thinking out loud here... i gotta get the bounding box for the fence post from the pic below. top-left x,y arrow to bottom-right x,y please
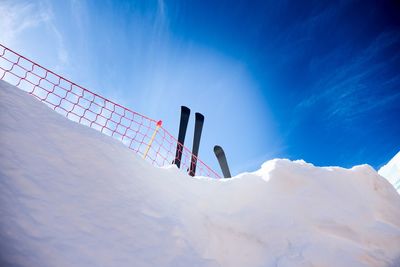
143,120 -> 162,159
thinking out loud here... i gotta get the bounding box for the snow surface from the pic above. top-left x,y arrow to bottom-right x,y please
379,152 -> 400,193
1,79 -> 400,267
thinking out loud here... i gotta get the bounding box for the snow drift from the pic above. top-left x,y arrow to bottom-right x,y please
1,79 -> 400,267
379,152 -> 400,194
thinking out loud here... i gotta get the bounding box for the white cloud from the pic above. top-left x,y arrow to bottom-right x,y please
0,0 -> 69,67
0,1 -> 47,46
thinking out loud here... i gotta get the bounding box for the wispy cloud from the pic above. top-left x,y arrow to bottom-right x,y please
296,31 -> 400,123
38,0 -> 69,68
259,2 -> 399,127
0,0 -> 69,68
0,1 -> 46,46
69,0 -> 87,38
157,0 -> 166,20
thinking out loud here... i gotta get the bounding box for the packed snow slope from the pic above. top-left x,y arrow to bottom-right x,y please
379,151 -> 400,194
1,79 -> 400,267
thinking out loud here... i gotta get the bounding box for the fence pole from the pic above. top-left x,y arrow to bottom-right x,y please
143,120 -> 162,159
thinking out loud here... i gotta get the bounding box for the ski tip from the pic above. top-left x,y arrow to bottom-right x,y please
195,112 -> 204,120
181,106 -> 191,113
214,145 -> 222,152
214,145 -> 224,156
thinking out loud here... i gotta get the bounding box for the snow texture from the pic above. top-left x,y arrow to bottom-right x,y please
1,79 -> 400,267
379,152 -> 400,193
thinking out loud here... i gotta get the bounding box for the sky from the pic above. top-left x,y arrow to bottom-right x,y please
0,0 -> 399,175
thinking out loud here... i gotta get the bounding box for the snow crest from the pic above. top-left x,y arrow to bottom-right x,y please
379,151 -> 400,193
1,80 -> 400,267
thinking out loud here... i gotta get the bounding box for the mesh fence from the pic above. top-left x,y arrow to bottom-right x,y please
0,44 -> 220,178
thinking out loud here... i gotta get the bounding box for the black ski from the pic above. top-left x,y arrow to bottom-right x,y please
189,112 -> 204,176
214,145 -> 231,178
173,106 -> 190,168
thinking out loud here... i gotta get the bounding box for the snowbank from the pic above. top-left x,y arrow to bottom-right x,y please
1,79 -> 400,267
379,152 -> 400,193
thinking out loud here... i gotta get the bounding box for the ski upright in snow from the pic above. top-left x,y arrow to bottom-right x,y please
214,145 -> 231,178
189,112 -> 204,176
173,106 -> 190,168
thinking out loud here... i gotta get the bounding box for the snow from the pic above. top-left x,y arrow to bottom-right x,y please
1,79 -> 400,267
379,152 -> 400,193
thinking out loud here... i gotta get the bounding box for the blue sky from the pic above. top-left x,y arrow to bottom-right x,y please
1,0 -> 399,175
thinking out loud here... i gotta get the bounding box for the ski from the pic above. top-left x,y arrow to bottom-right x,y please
173,106 -> 190,168
214,145 -> 231,178
189,112 -> 204,176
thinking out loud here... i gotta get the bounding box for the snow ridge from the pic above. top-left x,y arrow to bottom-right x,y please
1,80 -> 400,267
379,151 -> 400,193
